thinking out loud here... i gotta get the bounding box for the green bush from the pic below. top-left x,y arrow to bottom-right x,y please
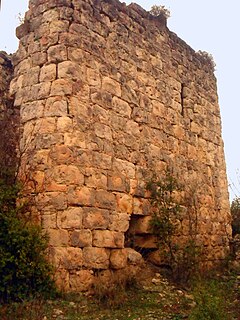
0,175 -> 56,303
146,171 -> 202,283
231,197 -> 240,236
146,172 -> 182,262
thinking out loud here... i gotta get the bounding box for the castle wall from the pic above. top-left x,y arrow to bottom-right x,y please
10,0 -> 231,290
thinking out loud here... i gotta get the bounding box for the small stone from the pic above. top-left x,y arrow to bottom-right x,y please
152,278 -> 161,285
53,308 -> 63,316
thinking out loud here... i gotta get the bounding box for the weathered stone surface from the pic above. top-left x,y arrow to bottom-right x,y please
47,44 -> 68,63
102,76 -> 121,97
110,249 -> 128,269
50,165 -> 84,186
58,61 -> 83,80
54,269 -> 70,291
95,190 -> 116,209
85,168 -> 108,189
133,197 -> 150,215
67,186 -> 96,206
57,207 -> 83,229
5,0 -> 231,292
92,230 -> 124,248
50,79 -> 73,96
116,193 -> 133,214
41,213 -> 57,228
83,247 -> 110,269
40,64 -> 56,82
126,248 -> 144,266
129,216 -> 152,234
109,213 -> 130,232
47,229 -> 69,246
50,246 -> 83,270
83,207 -> 110,230
71,229 -> 92,247
69,270 -> 94,292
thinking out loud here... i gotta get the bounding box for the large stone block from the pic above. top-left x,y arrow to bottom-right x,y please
92,230 -> 124,248
67,186 -> 96,206
133,197 -> 151,215
54,269 -> 69,292
40,64 -> 56,82
47,44 -> 68,63
129,216 -> 152,234
83,207 -> 110,230
112,96 -> 131,118
109,213 -> 130,232
69,270 -> 94,292
49,145 -> 73,165
35,192 -> 68,211
45,96 -> 68,117
102,76 -> 121,97
125,248 -> 144,266
41,213 -> 57,228
71,229 -> 92,247
95,189 -> 116,209
83,247 -> 110,269
110,249 -> 128,269
57,207 -> 83,229
85,168 -> 108,189
86,67 -> 101,87
47,229 -> 69,247
50,247 -> 83,270
50,165 -> 84,186
116,193 -> 133,214
58,61 -> 83,81
107,174 -> 128,192
50,79 -> 73,96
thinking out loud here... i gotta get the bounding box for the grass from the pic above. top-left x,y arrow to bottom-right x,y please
0,270 -> 240,320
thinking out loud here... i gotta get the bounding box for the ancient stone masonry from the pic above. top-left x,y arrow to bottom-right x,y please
3,0 -> 231,290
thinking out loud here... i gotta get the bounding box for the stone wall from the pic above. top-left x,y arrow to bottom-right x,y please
0,52 -> 18,176
9,0 -> 231,290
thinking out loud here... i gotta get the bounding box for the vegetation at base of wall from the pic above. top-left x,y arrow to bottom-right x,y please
231,196 -> 240,236
92,269 -> 139,308
0,270 -> 239,320
0,171 -> 57,303
146,171 -> 182,253
146,171 -> 202,284
189,278 -> 232,320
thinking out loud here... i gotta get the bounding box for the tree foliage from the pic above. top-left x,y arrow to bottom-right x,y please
0,173 -> 56,303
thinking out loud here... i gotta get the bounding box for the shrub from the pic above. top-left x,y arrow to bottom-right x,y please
231,197 -> 240,236
92,269 -> 138,308
150,5 -> 170,19
0,174 -> 56,303
197,51 -> 216,72
146,171 -> 182,255
146,171 -> 202,283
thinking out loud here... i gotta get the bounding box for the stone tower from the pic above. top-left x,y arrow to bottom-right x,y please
4,0 -> 231,290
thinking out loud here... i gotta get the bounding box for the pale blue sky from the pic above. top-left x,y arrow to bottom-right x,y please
0,0 -> 239,200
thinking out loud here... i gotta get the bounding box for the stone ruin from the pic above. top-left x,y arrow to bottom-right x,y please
0,0 -> 232,291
